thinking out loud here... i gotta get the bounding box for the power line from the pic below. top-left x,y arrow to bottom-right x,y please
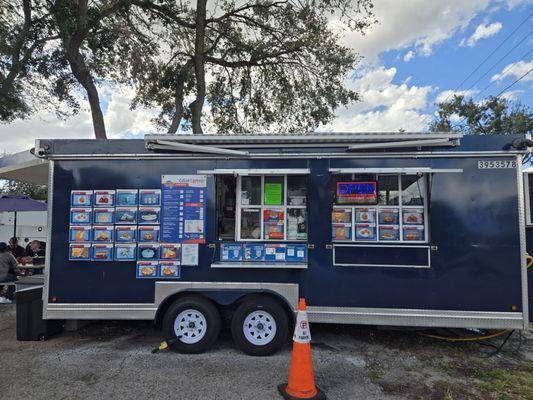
494,67 -> 533,97
441,10 -> 533,104
473,46 -> 533,100
462,29 -> 532,94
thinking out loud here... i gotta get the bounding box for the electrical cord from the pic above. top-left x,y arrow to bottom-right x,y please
419,329 -> 510,342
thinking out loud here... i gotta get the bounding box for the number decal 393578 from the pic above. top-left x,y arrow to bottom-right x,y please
477,160 -> 517,169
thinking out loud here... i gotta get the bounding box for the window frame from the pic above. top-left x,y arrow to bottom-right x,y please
332,173 -> 429,244
525,172 -> 533,226
236,174 -> 308,242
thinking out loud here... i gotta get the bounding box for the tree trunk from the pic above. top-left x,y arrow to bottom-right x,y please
167,60 -> 193,134
191,0 -> 207,134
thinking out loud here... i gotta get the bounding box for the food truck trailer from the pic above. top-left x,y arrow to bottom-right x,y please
23,132 -> 532,355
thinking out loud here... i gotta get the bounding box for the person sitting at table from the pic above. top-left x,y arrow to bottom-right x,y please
0,242 -> 18,304
8,237 -> 25,260
22,240 -> 46,274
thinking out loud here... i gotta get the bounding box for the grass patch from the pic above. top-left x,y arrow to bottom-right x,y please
476,365 -> 533,400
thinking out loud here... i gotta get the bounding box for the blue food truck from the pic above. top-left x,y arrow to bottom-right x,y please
15,132 -> 532,355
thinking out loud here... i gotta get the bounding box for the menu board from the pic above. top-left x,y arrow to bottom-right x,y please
161,175 -> 207,244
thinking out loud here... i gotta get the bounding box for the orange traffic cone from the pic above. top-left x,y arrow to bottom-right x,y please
278,298 -> 326,400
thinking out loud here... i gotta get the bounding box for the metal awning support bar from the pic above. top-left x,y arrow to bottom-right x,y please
148,139 -> 250,156
197,168 -> 311,175
329,168 -> 463,174
347,138 -> 458,151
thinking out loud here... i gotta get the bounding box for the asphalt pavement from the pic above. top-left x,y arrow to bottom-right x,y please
0,303 -> 531,400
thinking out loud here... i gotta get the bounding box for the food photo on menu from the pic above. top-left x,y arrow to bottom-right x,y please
70,208 -> 92,224
332,224 -> 352,241
378,209 -> 399,225
137,261 -> 158,278
138,226 -> 160,242
115,226 -> 137,243
138,244 -> 160,260
355,224 -> 376,240
403,209 -> 424,225
159,261 -> 180,278
116,189 -> 138,206
71,190 -> 93,206
91,244 -> 113,261
355,208 -> 376,223
115,244 -> 137,261
92,226 -> 114,243
115,207 -> 137,224
69,244 -> 91,261
139,189 -> 161,206
379,225 -> 399,241
94,190 -> 115,207
93,208 -> 114,224
139,207 -> 160,224
160,244 -> 181,260
69,226 -> 91,242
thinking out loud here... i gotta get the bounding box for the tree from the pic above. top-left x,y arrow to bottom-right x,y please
0,0 -> 61,121
1,179 -> 47,200
430,95 -> 533,135
121,0 -> 376,133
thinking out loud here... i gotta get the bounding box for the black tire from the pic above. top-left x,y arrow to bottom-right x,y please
231,296 -> 290,356
162,296 -> 221,354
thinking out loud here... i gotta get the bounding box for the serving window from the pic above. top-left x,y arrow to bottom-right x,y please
216,174 -> 308,242
332,174 -> 428,243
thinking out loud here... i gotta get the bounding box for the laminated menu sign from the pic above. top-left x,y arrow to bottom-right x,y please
69,244 -> 91,261
69,226 -> 91,242
71,190 -> 92,206
70,208 -> 92,224
92,244 -> 113,261
137,261 -> 158,278
286,244 -> 307,262
116,207 -> 137,224
115,226 -> 137,243
138,226 -> 160,242
115,244 -> 137,261
139,189 -> 161,206
94,190 -> 115,207
116,189 -> 138,206
92,226 -> 114,243
161,175 -> 207,244
159,261 -> 180,278
244,244 -> 265,261
139,207 -> 160,224
181,243 -> 199,266
220,243 -> 242,261
355,224 -> 376,240
93,207 -> 114,224
403,226 -> 424,241
265,244 -> 286,262
160,243 -> 181,260
138,243 -> 160,260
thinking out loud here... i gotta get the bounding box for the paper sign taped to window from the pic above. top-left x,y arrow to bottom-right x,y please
264,183 -> 282,205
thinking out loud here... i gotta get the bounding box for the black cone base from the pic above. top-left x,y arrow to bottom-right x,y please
277,383 -> 326,400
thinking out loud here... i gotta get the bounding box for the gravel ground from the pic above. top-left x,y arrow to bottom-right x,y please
0,303 -> 531,400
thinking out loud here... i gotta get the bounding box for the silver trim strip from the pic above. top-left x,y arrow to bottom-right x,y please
42,160 -> 54,317
329,167 -> 463,174
347,138 -> 458,150
197,168 -> 310,175
517,156 -> 529,328
306,307 -> 524,329
42,151 -> 525,161
211,262 -> 308,269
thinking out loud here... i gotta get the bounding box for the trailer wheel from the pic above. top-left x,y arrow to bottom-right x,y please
231,296 -> 290,356
162,296 -> 221,354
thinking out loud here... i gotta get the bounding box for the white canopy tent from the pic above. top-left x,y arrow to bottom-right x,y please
0,150 -> 49,185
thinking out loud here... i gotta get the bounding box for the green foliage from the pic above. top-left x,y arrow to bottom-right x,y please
0,179 -> 47,200
476,366 -> 533,400
430,95 -> 533,135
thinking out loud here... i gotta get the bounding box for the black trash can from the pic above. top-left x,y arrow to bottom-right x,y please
16,286 -> 63,341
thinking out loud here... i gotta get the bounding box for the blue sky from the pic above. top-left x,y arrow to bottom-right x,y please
0,0 -> 532,151
382,4 -> 532,106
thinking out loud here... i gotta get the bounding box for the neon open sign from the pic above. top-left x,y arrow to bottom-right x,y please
336,181 -> 377,204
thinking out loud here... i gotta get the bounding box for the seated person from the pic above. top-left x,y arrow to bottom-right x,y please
0,242 -> 18,303
8,237 -> 25,260
22,240 -> 46,274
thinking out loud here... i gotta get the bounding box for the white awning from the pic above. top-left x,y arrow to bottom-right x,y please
197,168 -> 311,175
329,167 -> 463,174
0,151 -> 49,185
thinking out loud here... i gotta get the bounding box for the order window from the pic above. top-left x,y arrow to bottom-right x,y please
332,174 -> 427,243
237,175 -> 308,241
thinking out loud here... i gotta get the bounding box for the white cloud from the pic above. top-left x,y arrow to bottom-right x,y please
435,89 -> 478,103
504,0 -> 533,9
460,22 -> 502,47
403,50 -> 415,62
499,89 -> 524,100
0,85 -> 161,154
329,0 -> 492,61
491,60 -> 533,81
325,67 -> 433,132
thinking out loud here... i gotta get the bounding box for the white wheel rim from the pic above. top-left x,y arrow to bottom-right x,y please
243,310 -> 277,346
174,309 -> 207,344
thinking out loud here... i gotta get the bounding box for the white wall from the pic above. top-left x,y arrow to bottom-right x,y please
0,211 -> 47,245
